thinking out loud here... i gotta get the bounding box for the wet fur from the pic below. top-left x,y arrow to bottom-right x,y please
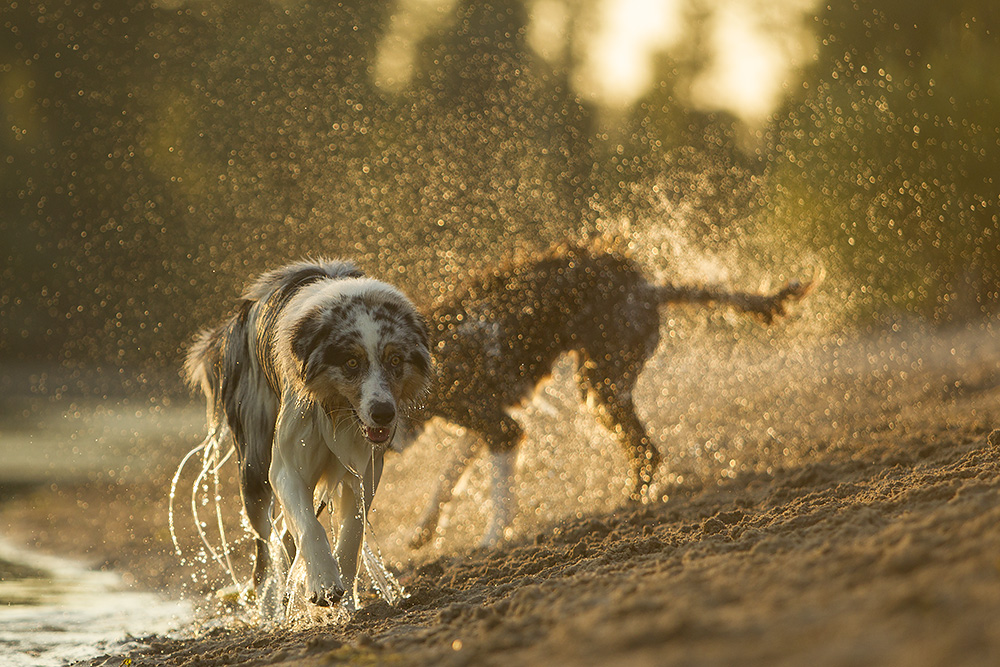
406,245 -> 817,549
186,259 -> 431,609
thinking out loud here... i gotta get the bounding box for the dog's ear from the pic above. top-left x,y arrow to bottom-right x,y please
290,310 -> 330,380
407,311 -> 432,375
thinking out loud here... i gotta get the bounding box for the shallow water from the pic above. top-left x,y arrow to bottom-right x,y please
0,391 -> 205,486
0,539 -> 191,667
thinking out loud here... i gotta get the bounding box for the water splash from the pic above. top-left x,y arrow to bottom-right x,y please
168,420 -> 408,623
361,534 -> 407,606
168,425 -> 242,596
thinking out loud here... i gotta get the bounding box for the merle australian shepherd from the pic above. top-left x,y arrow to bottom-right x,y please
185,259 -> 431,610
402,244 -> 816,549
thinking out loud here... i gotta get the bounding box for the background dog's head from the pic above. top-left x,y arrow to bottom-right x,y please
280,278 -> 431,448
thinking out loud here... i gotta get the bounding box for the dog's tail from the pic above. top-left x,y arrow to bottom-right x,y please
173,324 -> 240,586
184,325 -> 228,432
655,266 -> 823,324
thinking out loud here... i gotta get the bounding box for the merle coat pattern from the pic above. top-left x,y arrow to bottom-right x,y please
186,259 -> 431,610
405,245 -> 815,548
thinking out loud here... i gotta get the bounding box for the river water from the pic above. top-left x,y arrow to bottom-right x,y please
0,538 -> 191,666
0,383 -> 201,666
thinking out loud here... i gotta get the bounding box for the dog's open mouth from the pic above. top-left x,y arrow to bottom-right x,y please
361,424 -> 393,445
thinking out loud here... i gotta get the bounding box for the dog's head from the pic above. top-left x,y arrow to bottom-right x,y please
282,278 -> 432,449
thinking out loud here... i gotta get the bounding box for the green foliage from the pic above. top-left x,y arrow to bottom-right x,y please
766,1 -> 1000,319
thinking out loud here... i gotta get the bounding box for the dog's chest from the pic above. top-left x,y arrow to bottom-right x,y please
316,411 -> 379,480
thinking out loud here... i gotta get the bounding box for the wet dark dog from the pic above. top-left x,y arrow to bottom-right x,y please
401,245 -> 816,548
185,259 -> 431,610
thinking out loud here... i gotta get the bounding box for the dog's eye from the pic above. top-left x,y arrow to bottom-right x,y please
389,354 -> 402,368
345,358 -> 359,369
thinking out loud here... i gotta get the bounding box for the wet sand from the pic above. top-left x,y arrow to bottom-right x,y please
4,324 -> 1000,666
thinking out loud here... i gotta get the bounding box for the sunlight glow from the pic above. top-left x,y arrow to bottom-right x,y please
577,0 -> 684,108
527,0 -> 570,64
689,0 -> 818,122
375,0 -> 459,91
374,0 -> 818,121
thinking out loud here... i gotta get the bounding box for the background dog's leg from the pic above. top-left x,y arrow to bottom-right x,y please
271,405 -> 344,607
577,356 -> 661,502
479,413 -> 524,548
481,448 -> 516,549
408,436 -> 478,549
333,455 -> 383,610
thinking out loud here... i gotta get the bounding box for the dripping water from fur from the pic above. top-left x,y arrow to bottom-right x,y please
167,424 -> 407,623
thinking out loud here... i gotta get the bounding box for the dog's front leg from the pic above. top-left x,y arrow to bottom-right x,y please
334,454 -> 384,610
271,404 -> 345,607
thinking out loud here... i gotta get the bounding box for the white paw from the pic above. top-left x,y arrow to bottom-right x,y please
305,563 -> 345,607
479,518 -> 512,550
306,579 -> 346,607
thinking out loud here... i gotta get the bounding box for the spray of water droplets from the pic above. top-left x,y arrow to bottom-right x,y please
167,422 -> 407,624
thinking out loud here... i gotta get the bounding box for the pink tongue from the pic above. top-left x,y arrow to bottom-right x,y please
365,426 -> 391,443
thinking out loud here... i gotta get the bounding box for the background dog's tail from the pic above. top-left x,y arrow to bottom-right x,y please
655,266 -> 823,324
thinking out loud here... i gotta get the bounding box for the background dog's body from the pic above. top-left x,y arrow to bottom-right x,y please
407,244 -> 815,548
185,259 -> 431,610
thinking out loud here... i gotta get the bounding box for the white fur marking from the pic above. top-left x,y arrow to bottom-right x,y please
481,450 -> 516,549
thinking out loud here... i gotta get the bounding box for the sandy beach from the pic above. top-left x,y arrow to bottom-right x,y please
2,325 -> 1000,666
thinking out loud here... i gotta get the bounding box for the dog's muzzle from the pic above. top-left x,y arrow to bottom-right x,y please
361,400 -> 396,444
361,424 -> 393,445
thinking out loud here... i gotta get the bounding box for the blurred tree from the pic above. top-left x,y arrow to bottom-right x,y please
1,0 -> 997,381
767,0 -> 1000,319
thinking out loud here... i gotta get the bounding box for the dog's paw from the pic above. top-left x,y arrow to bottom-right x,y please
478,531 -> 504,550
307,582 -> 346,607
305,565 -> 346,607
479,516 -> 513,550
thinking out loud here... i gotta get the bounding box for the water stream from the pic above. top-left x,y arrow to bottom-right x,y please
0,539 -> 191,666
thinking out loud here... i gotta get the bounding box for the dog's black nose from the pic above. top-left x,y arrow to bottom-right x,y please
370,401 -> 396,426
